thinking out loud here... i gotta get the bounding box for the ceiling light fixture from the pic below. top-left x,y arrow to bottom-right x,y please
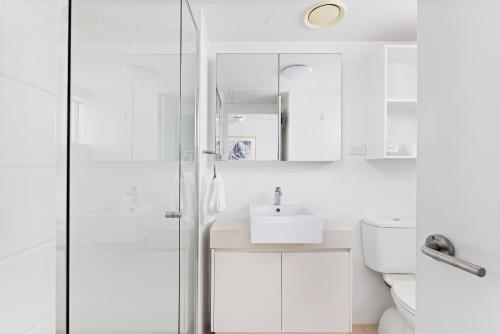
266,14 -> 285,27
232,115 -> 246,123
281,65 -> 313,79
304,1 -> 346,29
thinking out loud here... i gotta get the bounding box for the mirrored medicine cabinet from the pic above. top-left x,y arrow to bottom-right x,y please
215,53 -> 342,162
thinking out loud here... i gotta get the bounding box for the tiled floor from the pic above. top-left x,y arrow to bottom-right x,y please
352,324 -> 379,334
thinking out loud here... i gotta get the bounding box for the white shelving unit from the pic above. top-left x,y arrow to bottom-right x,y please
365,45 -> 417,159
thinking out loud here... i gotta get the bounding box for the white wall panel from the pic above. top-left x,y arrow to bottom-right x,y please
0,170 -> 56,259
0,1 -> 60,333
0,0 -> 58,92
0,77 -> 57,167
0,242 -> 55,334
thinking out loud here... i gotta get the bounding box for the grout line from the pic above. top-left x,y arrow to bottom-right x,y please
25,0 -> 59,24
0,239 -> 56,262
0,166 -> 57,171
25,312 -> 55,334
0,73 -> 58,96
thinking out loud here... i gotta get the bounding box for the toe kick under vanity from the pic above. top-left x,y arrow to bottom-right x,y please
210,220 -> 354,334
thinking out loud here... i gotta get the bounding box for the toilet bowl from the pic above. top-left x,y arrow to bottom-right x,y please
361,218 -> 416,334
378,307 -> 412,334
377,276 -> 415,334
391,280 -> 415,330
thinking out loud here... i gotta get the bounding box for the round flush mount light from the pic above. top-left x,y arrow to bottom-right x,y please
266,14 -> 285,27
304,1 -> 346,29
281,65 -> 313,79
232,115 -> 246,123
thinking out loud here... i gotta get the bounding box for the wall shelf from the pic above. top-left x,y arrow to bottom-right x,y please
365,45 -> 418,160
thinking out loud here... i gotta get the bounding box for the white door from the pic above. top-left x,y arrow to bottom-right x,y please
418,1 -> 500,333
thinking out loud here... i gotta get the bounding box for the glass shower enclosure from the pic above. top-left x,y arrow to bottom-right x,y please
68,0 -> 199,333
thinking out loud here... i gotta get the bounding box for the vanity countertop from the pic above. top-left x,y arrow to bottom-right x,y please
210,219 -> 354,251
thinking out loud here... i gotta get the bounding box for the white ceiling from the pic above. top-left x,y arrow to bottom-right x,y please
191,0 -> 417,42
73,2 -> 182,44
73,0 -> 416,43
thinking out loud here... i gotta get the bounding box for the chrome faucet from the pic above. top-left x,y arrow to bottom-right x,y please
274,187 -> 283,206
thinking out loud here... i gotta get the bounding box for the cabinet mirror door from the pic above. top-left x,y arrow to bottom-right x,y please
279,53 -> 342,162
216,53 -> 280,161
215,53 -> 342,162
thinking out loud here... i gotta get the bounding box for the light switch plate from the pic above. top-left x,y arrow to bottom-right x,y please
349,144 -> 366,155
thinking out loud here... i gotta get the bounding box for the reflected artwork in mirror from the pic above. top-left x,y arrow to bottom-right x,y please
216,53 -> 342,162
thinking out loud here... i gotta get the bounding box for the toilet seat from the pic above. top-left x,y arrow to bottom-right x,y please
382,273 -> 415,287
391,280 -> 416,332
392,280 -> 416,315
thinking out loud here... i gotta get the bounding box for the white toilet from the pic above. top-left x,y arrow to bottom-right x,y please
361,218 -> 416,334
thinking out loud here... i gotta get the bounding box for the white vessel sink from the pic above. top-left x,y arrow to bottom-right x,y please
250,205 -> 324,244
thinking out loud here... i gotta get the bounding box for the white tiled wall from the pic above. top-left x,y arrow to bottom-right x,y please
0,0 -> 62,332
207,41 -> 417,324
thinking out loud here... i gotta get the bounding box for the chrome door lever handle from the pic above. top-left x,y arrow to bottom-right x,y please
165,211 -> 182,219
421,234 -> 486,278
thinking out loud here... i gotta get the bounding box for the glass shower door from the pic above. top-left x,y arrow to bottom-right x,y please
68,1 -> 197,333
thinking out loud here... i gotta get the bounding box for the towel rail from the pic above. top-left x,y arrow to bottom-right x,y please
203,150 -> 218,178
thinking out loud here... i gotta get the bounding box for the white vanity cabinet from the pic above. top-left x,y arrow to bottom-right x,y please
212,252 -> 282,332
210,221 -> 354,334
282,252 -> 350,332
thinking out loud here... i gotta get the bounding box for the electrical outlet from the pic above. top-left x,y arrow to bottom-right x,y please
349,144 -> 366,155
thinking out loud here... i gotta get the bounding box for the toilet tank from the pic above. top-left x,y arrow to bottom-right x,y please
361,218 -> 416,274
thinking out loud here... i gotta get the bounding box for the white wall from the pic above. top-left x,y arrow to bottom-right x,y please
207,41 -> 417,324
0,0 -> 64,333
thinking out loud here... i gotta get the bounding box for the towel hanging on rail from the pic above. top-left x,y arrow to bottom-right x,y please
208,171 -> 226,214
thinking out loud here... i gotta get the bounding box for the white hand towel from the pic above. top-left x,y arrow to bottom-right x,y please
209,172 -> 226,214
204,177 -> 215,222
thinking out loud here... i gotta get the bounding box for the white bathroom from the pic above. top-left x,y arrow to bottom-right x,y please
0,1 -> 498,334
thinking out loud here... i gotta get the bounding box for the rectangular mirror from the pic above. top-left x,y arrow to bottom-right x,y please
215,53 -> 342,162
216,54 -> 280,161
280,53 -> 342,161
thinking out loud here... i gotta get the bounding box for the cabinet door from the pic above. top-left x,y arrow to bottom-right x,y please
282,252 -> 351,332
212,251 -> 282,332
